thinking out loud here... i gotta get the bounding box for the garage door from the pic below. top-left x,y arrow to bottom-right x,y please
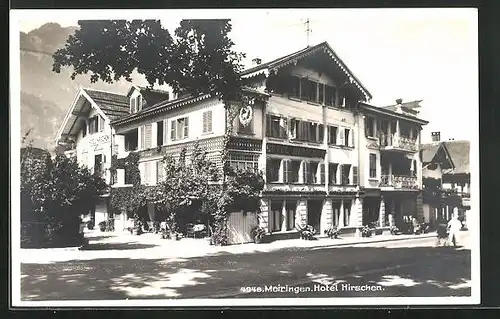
228,211 -> 257,245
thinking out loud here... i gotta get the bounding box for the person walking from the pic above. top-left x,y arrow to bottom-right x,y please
447,214 -> 463,247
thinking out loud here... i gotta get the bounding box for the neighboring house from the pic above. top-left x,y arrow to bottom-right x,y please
55,41 -> 429,243
420,134 -> 470,226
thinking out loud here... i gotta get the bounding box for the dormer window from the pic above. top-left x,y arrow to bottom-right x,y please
130,94 -> 143,113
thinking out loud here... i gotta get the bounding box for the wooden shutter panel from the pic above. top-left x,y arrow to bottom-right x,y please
144,124 -> 152,149
320,163 -> 325,184
184,117 -> 189,138
208,111 -> 212,133
283,160 -> 288,183
352,166 -> 358,185
131,98 -> 136,113
350,129 -> 354,147
319,124 -> 324,143
163,120 -> 168,144
202,112 -> 208,133
339,128 -> 345,146
171,120 -> 176,140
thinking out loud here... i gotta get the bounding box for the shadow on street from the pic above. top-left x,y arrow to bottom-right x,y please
21,245 -> 471,300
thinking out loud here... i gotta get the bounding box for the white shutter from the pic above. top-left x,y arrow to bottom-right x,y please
144,124 -> 152,149
163,120 -> 168,144
349,129 -> 354,147
207,111 -> 212,133
171,120 -> 176,141
202,112 -> 208,133
339,128 -> 345,146
131,98 -> 136,113
184,117 -> 189,138
157,161 -> 164,182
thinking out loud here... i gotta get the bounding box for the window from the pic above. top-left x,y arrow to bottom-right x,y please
366,117 -> 375,137
325,85 -> 336,106
341,164 -> 351,185
266,158 -> 281,183
157,120 -> 164,146
171,117 -> 189,140
289,76 -> 301,99
270,201 -> 283,232
328,163 -> 338,185
290,119 -> 323,143
283,160 -> 291,183
327,126 -> 338,145
369,154 -> 377,178
98,115 -> 105,132
286,201 -> 296,231
142,161 -> 152,185
289,160 -> 301,183
94,154 -> 103,176
202,110 -> 213,134
131,95 -> 143,113
302,162 -> 311,184
124,129 -> 138,151
344,128 -> 351,147
229,152 -> 259,172
318,84 -> 324,104
266,114 -> 287,139
81,120 -> 87,137
301,79 -> 317,102
88,116 -> 99,134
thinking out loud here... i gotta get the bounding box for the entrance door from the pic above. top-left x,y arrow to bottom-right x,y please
307,200 -> 323,234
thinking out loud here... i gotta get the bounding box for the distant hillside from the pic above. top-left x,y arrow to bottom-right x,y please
19,22 -> 147,150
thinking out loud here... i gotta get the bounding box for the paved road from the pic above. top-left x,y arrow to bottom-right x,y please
21,232 -> 471,300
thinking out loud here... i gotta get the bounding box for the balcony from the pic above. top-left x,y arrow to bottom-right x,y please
266,183 -> 326,193
380,174 -> 419,189
379,133 -> 418,153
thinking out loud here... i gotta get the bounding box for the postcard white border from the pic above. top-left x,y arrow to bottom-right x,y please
10,8 -> 480,307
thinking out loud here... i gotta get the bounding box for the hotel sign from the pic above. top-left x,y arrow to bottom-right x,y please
89,134 -> 110,149
266,143 -> 325,158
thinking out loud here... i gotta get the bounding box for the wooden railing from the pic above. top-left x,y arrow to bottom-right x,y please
379,133 -> 418,152
380,174 -> 419,189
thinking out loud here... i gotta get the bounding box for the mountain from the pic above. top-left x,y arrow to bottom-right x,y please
19,22 -> 148,150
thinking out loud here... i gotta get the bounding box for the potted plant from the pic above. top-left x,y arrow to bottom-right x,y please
361,225 -> 372,237
298,225 -> 316,240
86,220 -> 95,230
250,225 -> 266,244
324,226 -> 339,239
390,226 -> 400,235
98,221 -> 107,232
132,220 -> 143,235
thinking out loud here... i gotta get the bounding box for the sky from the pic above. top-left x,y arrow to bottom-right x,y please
14,8 -> 478,143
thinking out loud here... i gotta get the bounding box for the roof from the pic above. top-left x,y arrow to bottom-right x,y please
84,89 -> 130,121
138,87 -> 170,107
420,142 -> 440,164
442,140 -> 470,175
112,86 -> 270,126
241,41 -> 372,101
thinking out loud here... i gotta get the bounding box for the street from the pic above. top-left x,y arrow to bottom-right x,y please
20,231 -> 471,300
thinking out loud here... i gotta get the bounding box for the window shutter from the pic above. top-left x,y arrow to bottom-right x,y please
320,163 -> 325,184
350,129 -> 354,147
137,95 -> 142,111
163,120 -> 168,143
283,160 -> 289,183
207,111 -> 212,133
144,124 -> 152,149
339,128 -> 345,146
302,162 -> 309,184
290,119 -> 296,139
98,115 -> 104,132
202,112 -> 208,133
131,98 -> 136,113
352,166 -> 358,185
184,117 -> 189,138
171,120 -> 176,140
319,124 -> 324,143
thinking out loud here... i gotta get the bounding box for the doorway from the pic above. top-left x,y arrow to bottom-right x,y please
307,200 -> 323,234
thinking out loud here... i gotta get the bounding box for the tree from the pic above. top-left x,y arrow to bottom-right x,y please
52,19 -> 246,104
21,149 -> 107,247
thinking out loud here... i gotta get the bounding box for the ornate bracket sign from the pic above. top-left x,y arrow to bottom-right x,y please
239,104 -> 254,127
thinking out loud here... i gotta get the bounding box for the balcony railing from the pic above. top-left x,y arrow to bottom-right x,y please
380,174 -> 419,189
379,133 -> 418,152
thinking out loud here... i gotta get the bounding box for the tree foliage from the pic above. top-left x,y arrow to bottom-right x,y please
21,148 -> 107,247
52,19 -> 246,104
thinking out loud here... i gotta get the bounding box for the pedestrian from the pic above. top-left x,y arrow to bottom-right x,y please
447,214 -> 462,247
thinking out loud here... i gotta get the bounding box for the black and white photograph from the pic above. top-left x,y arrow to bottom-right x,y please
10,8 -> 479,307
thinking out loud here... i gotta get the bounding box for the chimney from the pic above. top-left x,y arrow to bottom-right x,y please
395,98 -> 403,114
252,58 -> 262,66
431,132 -> 441,142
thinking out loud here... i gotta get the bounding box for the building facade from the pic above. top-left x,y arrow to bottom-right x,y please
56,41 -> 429,242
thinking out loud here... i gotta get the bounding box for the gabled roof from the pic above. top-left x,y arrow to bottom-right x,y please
55,88 -> 129,143
241,41 -> 372,101
442,140 -> 470,175
420,142 -> 454,170
84,89 -> 130,121
359,102 -> 429,125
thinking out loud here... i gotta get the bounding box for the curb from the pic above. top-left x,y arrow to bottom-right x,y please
309,233 -> 437,250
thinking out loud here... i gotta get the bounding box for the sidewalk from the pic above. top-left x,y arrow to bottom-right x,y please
19,229 -> 441,264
